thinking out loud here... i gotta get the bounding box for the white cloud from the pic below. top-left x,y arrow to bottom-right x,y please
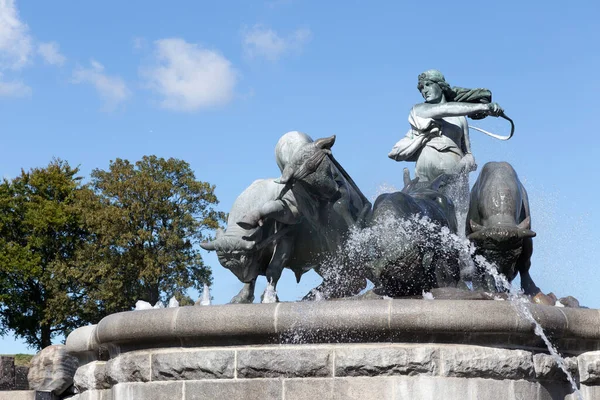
37,41 -> 66,66
0,73 -> 30,97
72,60 -> 130,110
0,0 -> 32,70
242,25 -> 311,62
140,38 -> 237,112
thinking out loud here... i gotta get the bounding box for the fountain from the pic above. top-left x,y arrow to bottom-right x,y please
61,71 -> 600,400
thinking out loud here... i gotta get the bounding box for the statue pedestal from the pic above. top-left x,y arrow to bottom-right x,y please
65,300 -> 600,400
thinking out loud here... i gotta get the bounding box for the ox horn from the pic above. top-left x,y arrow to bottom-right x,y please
241,239 -> 256,251
200,240 -> 217,251
314,135 -> 336,150
516,217 -> 536,238
517,229 -> 536,239
403,168 -> 412,187
275,166 -> 294,200
516,216 -> 531,230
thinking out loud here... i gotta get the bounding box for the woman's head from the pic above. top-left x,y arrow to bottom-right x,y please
417,69 -> 452,103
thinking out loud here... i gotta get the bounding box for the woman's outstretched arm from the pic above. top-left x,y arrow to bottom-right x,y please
414,102 -> 502,119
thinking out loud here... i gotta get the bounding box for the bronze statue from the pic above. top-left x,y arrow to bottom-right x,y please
388,70 -> 505,216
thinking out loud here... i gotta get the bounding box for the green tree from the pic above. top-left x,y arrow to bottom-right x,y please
76,155 -> 225,315
0,159 -> 89,350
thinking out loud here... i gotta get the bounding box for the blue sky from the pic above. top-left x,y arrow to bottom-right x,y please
0,0 -> 598,353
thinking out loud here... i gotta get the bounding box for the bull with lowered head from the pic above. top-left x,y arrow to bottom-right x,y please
466,161 -> 542,297
269,133 -> 373,299
200,178 -> 302,303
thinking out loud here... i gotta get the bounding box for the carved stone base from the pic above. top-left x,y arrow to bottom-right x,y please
65,300 -> 600,400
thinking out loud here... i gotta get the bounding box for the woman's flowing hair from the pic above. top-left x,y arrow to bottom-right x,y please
418,70 -> 492,120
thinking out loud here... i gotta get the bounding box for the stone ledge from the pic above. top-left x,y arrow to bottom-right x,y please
66,300 -> 600,356
237,348 -> 332,378
151,350 -> 235,381
79,343 -> 600,387
65,376 -> 595,400
334,345 -> 438,377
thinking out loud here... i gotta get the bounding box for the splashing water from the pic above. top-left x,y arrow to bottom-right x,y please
473,255 -> 583,399
422,291 -> 434,300
200,283 -> 212,306
168,296 -> 179,308
315,213 -> 582,398
262,280 -> 278,303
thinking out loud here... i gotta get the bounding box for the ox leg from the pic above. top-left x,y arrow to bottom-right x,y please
456,250 -> 476,290
230,279 -> 256,304
261,235 -> 294,303
333,194 -> 362,230
518,238 -> 541,296
238,200 -> 300,230
433,251 -> 460,289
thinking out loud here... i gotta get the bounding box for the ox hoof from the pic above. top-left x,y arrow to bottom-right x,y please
532,292 -> 556,306
558,295 -> 581,308
230,294 -> 255,304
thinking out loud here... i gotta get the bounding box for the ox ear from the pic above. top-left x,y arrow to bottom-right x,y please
215,228 -> 224,239
200,240 -> 217,251
470,219 -> 484,233
516,216 -> 531,230
315,135 -> 336,150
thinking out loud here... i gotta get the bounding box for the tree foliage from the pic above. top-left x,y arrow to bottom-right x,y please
0,159 -> 88,349
0,156 -> 225,350
75,155 -> 225,314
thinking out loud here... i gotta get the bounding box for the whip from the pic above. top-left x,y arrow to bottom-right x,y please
469,112 -> 514,141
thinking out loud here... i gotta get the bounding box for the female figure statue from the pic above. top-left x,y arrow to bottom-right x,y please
388,69 -> 503,217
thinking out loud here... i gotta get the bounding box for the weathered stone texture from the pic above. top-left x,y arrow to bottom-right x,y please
105,352 -> 150,384
0,357 -> 15,390
112,382 -> 182,400
283,378 -> 334,400
66,389 -> 113,400
74,361 -> 109,392
332,377 -> 394,400
15,366 -> 29,390
0,390 -> 35,400
185,379 -> 282,400
151,350 -> 234,381
533,353 -> 578,381
577,351 -> 600,384
237,348 -> 332,378
27,345 -> 78,395
438,346 -> 535,380
335,345 -> 437,377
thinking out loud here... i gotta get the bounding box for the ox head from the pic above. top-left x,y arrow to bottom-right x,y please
401,169 -> 452,195
276,135 -> 337,200
467,217 -> 536,277
200,229 -> 263,283
467,217 -> 536,244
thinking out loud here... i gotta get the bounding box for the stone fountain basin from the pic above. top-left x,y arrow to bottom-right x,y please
66,299 -> 600,355
64,299 -> 600,400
